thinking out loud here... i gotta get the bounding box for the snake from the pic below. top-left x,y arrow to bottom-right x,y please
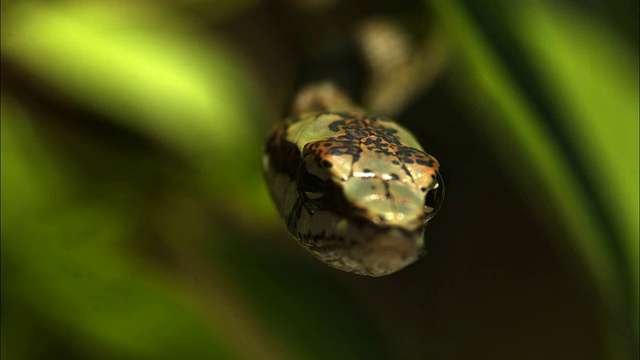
263,82 -> 444,276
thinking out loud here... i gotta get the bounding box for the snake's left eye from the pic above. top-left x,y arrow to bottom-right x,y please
423,171 -> 445,221
303,191 -> 324,200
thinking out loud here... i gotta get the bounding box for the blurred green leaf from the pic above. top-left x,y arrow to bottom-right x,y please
2,100 -> 240,359
431,0 -> 637,358
1,98 -> 72,225
1,1 -> 279,226
2,2 -> 257,157
512,1 -> 639,316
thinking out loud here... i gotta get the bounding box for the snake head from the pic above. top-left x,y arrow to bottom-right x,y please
264,85 -> 443,276
270,111 -> 442,276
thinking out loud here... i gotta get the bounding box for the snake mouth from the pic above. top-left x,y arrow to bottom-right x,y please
306,232 -> 424,277
299,209 -> 425,276
308,217 -> 424,276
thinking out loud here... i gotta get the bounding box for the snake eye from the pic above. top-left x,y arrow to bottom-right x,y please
423,171 -> 444,222
303,191 -> 324,200
297,166 -> 328,211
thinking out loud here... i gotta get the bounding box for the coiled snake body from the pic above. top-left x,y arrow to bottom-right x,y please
263,83 -> 443,276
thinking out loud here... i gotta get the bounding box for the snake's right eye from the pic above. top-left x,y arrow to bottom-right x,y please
423,171 -> 445,222
297,166 -> 328,211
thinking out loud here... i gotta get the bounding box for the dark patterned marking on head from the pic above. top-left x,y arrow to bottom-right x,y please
383,182 -> 392,198
416,158 -> 434,167
396,147 -> 436,168
400,164 -> 414,180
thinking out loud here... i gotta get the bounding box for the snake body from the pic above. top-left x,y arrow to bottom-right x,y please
263,83 -> 443,276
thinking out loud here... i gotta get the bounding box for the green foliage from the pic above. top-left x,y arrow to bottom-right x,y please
432,1 -> 638,358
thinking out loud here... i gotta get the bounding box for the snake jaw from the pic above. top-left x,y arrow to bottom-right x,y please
348,227 -> 424,276
301,215 -> 426,276
292,201 -> 427,276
